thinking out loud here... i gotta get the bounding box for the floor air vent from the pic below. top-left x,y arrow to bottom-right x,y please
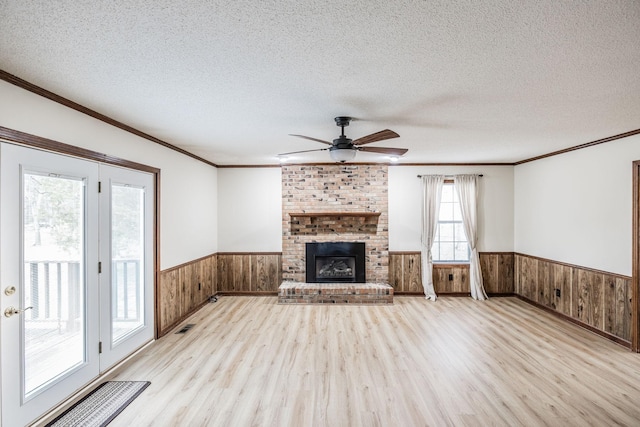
175,323 -> 195,334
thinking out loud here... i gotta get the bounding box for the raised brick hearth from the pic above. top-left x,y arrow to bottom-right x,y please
278,282 -> 393,304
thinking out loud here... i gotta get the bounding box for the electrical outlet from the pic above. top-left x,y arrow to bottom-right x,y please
448,274 -> 453,281
555,289 -> 561,297
198,282 -> 201,290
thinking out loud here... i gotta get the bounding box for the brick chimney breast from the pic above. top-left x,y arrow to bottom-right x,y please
281,164 -> 389,283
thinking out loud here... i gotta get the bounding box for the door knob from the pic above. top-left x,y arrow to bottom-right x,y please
4,306 -> 32,318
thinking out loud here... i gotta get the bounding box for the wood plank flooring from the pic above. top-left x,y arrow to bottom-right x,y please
105,296 -> 640,426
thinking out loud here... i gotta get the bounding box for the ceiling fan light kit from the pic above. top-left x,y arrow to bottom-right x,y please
279,116 -> 408,163
329,147 -> 357,162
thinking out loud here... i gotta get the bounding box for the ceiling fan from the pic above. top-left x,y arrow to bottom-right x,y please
278,116 -> 408,163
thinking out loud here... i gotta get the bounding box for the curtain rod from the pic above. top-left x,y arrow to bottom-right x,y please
416,174 -> 483,178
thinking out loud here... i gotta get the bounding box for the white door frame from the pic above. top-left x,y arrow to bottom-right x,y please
632,160 -> 640,352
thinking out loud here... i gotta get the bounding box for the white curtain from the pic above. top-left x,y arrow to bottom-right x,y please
421,175 -> 444,300
454,174 -> 488,300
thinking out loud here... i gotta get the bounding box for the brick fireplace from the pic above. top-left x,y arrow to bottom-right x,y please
281,164 -> 389,283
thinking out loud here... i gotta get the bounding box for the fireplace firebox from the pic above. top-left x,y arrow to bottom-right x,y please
306,242 -> 366,283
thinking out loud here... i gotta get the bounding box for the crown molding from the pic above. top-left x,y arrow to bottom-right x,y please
515,129 -> 640,165
0,69 -> 217,168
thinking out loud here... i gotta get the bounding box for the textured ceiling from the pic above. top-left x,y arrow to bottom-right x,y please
1,0 -> 639,165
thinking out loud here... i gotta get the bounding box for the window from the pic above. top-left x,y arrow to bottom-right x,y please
432,183 -> 469,262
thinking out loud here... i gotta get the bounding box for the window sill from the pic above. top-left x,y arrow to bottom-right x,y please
433,262 -> 470,267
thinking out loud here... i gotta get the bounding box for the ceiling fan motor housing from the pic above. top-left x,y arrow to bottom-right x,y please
332,135 -> 354,149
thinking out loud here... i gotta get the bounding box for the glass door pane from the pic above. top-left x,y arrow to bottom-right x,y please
99,165 -> 154,372
111,184 -> 145,343
22,172 -> 86,397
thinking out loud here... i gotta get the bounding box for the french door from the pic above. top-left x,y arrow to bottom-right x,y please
0,143 -> 154,426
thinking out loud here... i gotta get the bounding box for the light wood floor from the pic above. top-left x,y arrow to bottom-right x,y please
105,296 -> 640,426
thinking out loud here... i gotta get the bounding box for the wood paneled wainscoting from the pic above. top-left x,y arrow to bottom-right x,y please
388,252 -> 514,295
514,253 -> 632,346
216,252 -> 282,293
159,254 -> 217,337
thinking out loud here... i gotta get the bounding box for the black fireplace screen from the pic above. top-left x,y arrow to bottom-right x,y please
306,242 -> 365,283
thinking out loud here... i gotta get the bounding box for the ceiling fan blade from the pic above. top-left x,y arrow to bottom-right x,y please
277,148 -> 329,157
352,129 -> 399,146
289,134 -> 333,146
358,146 -> 408,156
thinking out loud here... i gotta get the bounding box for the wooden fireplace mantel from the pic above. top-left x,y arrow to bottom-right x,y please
288,211 -> 381,218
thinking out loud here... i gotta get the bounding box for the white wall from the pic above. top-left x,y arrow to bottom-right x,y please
0,81 -> 218,269
514,134 -> 640,276
216,165 -> 514,254
388,165 -> 514,251
217,167 -> 282,252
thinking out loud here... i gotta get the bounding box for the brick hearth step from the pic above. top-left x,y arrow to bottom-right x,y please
278,282 -> 393,304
